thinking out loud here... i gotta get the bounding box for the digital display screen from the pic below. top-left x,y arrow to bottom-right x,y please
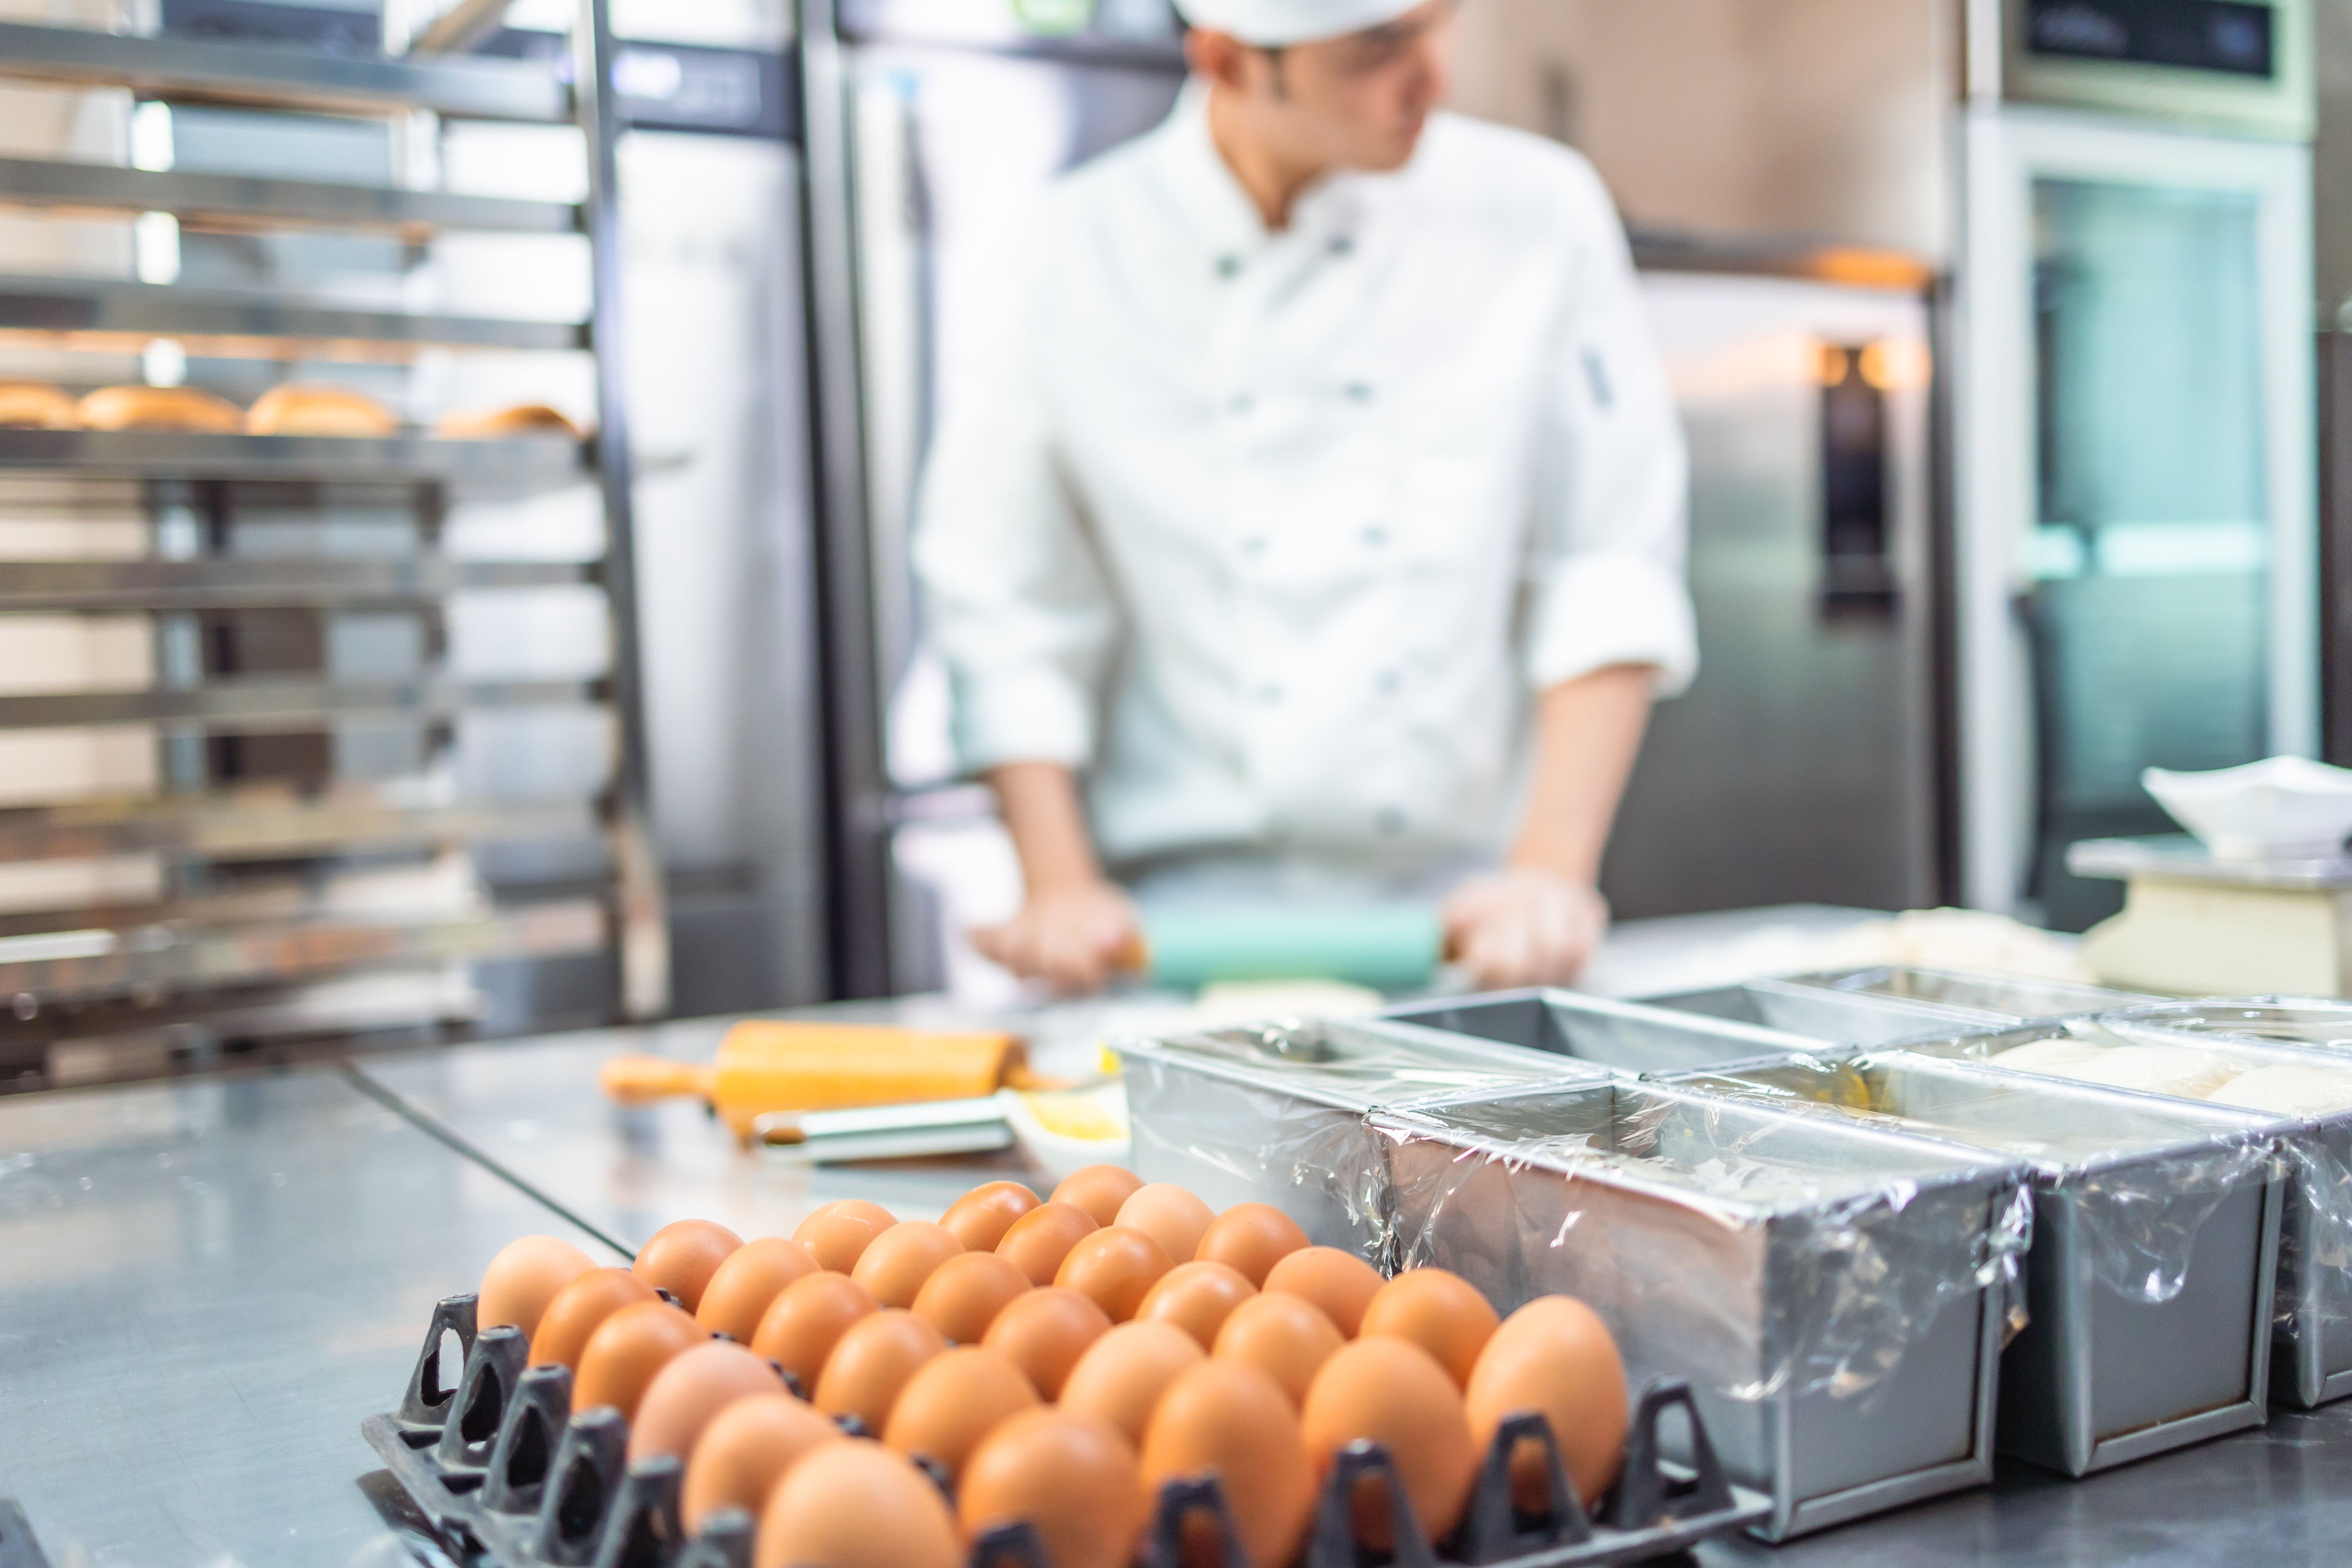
2026,0 -> 2275,78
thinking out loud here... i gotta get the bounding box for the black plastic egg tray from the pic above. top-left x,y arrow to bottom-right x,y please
362,1294 -> 1770,1568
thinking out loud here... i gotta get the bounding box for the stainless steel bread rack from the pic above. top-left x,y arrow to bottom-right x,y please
0,4 -> 666,1091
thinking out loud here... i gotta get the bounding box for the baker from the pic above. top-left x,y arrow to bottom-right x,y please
912,0 -> 1694,994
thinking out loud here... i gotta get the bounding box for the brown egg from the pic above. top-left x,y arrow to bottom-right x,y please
1213,1291 -> 1345,1409
981,1286 -> 1112,1401
1264,1246 -> 1385,1338
792,1200 -> 898,1273
1055,1226 -> 1174,1323
629,1340 -> 788,1460
912,1251 -> 1032,1346
479,1235 -> 597,1342
697,1237 -> 820,1344
813,1309 -> 946,1434
959,1409 -> 1149,1568
940,1181 -> 1041,1253
1058,1320 -> 1205,1446
850,1221 -> 965,1309
632,1218 -> 744,1313
1114,1183 -> 1216,1265
1142,1361 -> 1315,1568
574,1300 -> 708,1421
1359,1268 -> 1501,1389
750,1271 -> 878,1391
530,1268 -> 660,1369
996,1201 -> 1099,1286
1197,1202 -> 1311,1288
755,1439 -> 961,1568
682,1392 -> 841,1534
1301,1337 -> 1477,1546
1052,1164 -> 1146,1229
882,1346 -> 1041,1482
1135,1260 -> 1257,1350
1464,1295 -> 1629,1509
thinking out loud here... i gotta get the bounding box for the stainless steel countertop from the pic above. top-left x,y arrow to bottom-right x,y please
14,902 -> 2333,1568
0,1064 -> 621,1568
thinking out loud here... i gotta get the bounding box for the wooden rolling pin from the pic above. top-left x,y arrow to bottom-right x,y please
600,1020 -> 1035,1141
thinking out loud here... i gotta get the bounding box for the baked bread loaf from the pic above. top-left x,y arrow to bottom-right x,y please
246,383 -> 398,438
77,385 -> 243,433
434,402 -> 583,440
0,382 -> 79,429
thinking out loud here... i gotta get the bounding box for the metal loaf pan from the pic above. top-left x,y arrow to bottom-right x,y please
1370,1078 -> 2028,1541
1380,987 -> 1834,1074
2099,998 -> 2352,1048
1776,965 -> 2154,1022
1663,1051 -> 2290,1476
1113,1016 -> 1590,1256
1638,977 -> 2010,1049
1898,1018 -> 2352,1408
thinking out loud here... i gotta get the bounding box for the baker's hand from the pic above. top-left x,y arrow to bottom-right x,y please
1440,868 -> 1609,990
971,881 -> 1142,996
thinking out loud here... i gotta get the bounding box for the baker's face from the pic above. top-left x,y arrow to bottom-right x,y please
1208,0 -> 1457,172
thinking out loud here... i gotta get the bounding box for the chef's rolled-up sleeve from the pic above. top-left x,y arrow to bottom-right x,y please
1522,161 -> 1697,700
912,240 -> 1119,774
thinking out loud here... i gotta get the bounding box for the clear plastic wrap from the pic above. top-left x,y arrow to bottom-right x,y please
1374,1079 -> 2031,1407
2098,998 -> 2352,1049
1673,1051 -> 2287,1305
1380,987 -> 1831,1074
1893,1015 -> 2352,1405
1112,1017 -> 1589,1256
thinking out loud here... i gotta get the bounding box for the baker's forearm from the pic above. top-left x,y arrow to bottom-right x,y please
986,760 -> 1106,893
1508,664 -> 1656,884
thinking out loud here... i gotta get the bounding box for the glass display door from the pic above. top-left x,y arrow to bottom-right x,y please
1957,108 -> 2315,923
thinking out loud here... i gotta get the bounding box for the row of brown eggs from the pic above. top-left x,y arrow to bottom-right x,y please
469,1165 -> 1627,1568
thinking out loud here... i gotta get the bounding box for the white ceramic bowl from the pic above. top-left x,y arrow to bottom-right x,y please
2143,756 -> 2352,861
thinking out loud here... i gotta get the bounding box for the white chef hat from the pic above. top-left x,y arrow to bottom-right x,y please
1174,0 -> 1422,46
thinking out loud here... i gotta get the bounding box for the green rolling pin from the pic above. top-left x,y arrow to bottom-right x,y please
1118,902 -> 1447,990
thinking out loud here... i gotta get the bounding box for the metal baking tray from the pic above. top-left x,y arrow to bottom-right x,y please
1776,965 -> 2154,1022
1662,1051 -> 2290,1476
1380,988 -> 1832,1075
369,1292 -> 1774,1568
1898,1018 -> 2352,1408
1637,977 -> 2011,1049
1370,1078 -> 2028,1541
1114,1016 -> 1588,1257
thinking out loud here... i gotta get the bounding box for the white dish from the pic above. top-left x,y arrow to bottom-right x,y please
2143,756 -> 2352,861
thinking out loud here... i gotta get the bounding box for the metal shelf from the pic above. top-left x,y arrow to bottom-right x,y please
0,676 -> 603,732
0,791 -> 599,863
0,21 -> 571,123
0,157 -> 581,238
0,898 -> 603,1008
0,557 -> 594,612
0,274 -> 586,360
0,427 -> 590,491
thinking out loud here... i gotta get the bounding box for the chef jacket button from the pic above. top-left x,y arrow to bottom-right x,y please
1216,255 -> 1243,279
1374,808 -> 1406,836
1256,683 -> 1284,705
1228,393 -> 1255,416
1329,236 -> 1355,257
1344,382 -> 1373,402
1240,535 -> 1267,556
1362,524 -> 1388,547
1376,668 -> 1401,695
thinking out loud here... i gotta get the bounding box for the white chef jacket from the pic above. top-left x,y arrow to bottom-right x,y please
912,88 -> 1695,889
